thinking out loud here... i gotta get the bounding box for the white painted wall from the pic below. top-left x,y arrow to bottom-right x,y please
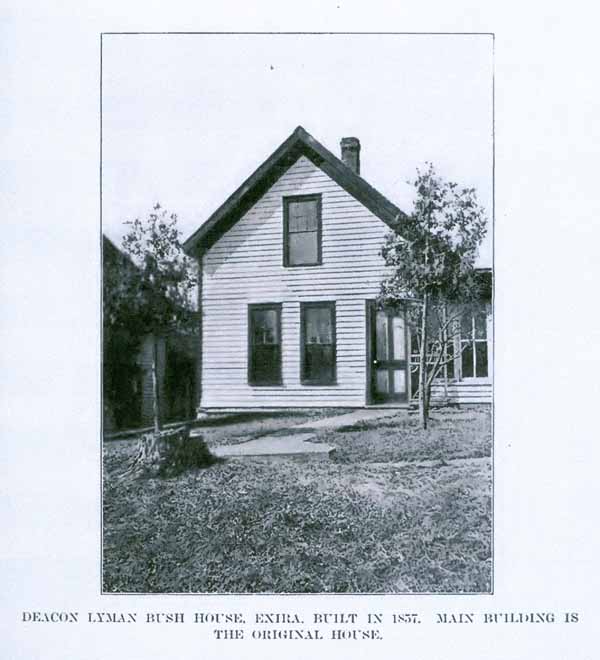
200,155 -> 493,408
201,155 -> 391,408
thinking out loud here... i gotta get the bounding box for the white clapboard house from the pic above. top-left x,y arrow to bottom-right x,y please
183,127 -> 492,410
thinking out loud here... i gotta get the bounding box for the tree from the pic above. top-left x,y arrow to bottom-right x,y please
378,164 -> 487,429
103,236 -> 145,430
118,203 -> 197,433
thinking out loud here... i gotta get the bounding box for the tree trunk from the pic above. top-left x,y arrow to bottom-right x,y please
419,293 -> 429,430
442,304 -> 449,403
121,426 -> 216,478
151,336 -> 161,433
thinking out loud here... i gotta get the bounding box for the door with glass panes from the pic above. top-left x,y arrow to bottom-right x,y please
370,305 -> 409,403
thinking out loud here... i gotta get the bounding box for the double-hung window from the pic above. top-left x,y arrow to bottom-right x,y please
283,194 -> 322,266
301,302 -> 336,385
410,306 -> 489,383
460,309 -> 489,378
248,304 -> 282,385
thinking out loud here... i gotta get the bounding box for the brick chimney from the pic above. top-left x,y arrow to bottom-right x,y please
340,137 -> 360,175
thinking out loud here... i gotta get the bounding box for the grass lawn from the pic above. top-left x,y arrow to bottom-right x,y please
103,407 -> 492,593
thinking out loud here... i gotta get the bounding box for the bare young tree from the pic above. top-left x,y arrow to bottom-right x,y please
379,164 -> 487,428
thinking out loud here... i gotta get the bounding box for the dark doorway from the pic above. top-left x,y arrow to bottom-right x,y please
369,303 -> 409,403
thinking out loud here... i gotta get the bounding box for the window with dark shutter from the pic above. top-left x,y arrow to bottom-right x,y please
283,195 -> 322,266
248,304 -> 282,385
301,302 -> 336,384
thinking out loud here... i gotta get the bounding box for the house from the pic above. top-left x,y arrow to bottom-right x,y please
103,235 -> 197,431
182,126 -> 492,410
416,268 -> 492,406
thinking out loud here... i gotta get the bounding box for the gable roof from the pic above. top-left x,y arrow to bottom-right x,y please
183,125 -> 408,256
103,233 -> 137,273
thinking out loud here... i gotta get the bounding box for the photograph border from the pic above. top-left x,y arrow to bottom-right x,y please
100,30 -> 495,596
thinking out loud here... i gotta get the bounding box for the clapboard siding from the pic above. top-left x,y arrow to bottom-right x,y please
201,155 -> 390,408
430,381 -> 493,404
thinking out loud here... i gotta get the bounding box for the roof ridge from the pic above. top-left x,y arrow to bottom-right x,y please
183,127 -> 407,255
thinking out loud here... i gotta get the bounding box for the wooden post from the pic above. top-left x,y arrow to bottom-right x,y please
442,304 -> 449,402
151,335 -> 161,433
195,251 -> 203,416
419,292 -> 429,430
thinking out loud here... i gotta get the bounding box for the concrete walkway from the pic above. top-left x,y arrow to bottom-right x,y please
209,407 -> 405,460
211,432 -> 336,460
292,407 -> 401,430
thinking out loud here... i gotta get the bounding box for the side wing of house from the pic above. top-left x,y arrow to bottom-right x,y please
427,293 -> 493,405
200,155 -> 391,408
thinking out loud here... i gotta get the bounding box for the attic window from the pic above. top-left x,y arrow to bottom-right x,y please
283,194 -> 322,266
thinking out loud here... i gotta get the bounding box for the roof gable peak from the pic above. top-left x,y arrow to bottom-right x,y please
183,126 -> 406,255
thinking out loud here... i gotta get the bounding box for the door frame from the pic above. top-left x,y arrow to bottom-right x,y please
365,300 -> 411,405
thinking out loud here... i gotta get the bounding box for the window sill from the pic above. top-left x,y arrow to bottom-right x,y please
248,382 -> 284,388
436,377 -> 491,384
300,380 -> 338,387
283,262 -> 323,268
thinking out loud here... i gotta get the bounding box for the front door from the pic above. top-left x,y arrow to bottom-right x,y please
370,305 -> 409,403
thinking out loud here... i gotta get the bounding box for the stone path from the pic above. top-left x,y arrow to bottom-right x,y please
208,407 -> 405,460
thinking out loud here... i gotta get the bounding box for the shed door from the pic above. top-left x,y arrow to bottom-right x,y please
371,307 -> 409,403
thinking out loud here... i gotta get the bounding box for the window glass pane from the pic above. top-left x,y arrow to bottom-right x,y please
410,366 -> 419,398
306,307 -> 332,344
474,311 -> 487,339
376,311 -> 388,360
252,346 -> 280,384
250,306 -> 281,384
446,342 -> 455,379
411,331 -> 419,356
303,304 -> 335,383
461,312 -> 473,337
304,345 -> 334,382
461,341 -> 474,378
252,309 -> 278,344
375,369 -> 389,394
393,369 -> 406,394
289,232 -> 318,265
475,342 -> 488,377
392,316 -> 405,360
288,200 -> 318,232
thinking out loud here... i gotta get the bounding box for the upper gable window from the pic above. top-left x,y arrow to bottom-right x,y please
283,194 -> 322,267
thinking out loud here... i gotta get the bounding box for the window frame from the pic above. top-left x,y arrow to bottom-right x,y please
300,301 -> 337,386
247,303 -> 283,386
440,306 -> 488,382
458,310 -> 489,380
410,305 -> 490,385
282,194 -> 323,267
